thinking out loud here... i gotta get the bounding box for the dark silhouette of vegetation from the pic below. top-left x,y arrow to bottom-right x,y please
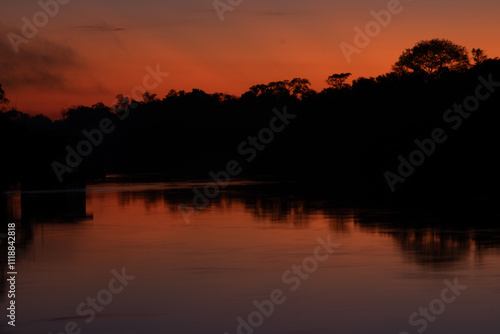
392,39 -> 470,77
0,84 -> 8,109
1,39 -> 500,199
326,73 -> 351,89
248,78 -> 313,99
472,48 -> 488,65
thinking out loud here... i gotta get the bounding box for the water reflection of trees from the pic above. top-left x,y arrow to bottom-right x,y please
4,182 -> 500,288
1,187 -> 93,298
390,230 -> 471,266
115,184 -> 500,267
21,190 -> 91,223
355,205 -> 500,267
116,185 -> 356,229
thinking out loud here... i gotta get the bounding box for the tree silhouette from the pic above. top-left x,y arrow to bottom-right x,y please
114,94 -> 131,112
248,78 -> 311,99
248,82 -> 286,97
472,48 -> 488,65
142,92 -> 158,103
326,73 -> 351,89
0,84 -> 8,110
392,39 -> 470,77
287,78 -> 311,99
266,81 -> 291,98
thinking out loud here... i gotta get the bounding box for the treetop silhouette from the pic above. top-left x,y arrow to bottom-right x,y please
326,73 -> 352,89
248,78 -> 312,99
392,39 -> 470,77
0,84 -> 8,110
472,48 -> 488,65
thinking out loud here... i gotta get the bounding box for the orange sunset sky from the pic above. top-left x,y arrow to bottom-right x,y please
1,0 -> 500,119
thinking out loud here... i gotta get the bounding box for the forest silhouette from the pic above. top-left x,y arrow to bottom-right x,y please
2,39 -> 500,199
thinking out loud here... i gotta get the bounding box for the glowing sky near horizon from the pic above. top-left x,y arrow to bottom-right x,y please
1,0 -> 499,118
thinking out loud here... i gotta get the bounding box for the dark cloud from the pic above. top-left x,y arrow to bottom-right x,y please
73,24 -> 125,32
0,25 -> 107,95
0,26 -> 80,90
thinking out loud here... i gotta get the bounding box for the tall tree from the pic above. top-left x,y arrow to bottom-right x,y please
142,92 -> 158,103
287,78 -> 312,99
392,39 -> 470,77
0,84 -> 8,109
326,73 -> 351,89
471,48 -> 488,65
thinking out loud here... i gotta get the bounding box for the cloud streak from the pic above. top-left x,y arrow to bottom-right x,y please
0,25 -> 109,96
73,24 -> 126,32
0,27 -> 80,90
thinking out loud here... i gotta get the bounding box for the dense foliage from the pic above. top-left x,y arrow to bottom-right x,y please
2,40 -> 500,198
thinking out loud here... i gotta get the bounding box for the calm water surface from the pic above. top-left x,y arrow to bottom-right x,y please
1,181 -> 499,333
